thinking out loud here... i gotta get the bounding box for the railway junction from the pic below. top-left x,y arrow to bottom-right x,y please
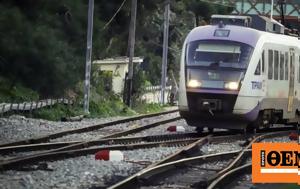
0,108 -> 298,188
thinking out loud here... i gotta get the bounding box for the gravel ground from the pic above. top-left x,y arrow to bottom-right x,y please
201,140 -> 244,155
1,109 -> 296,189
0,115 -> 129,144
197,159 -> 230,170
50,112 -> 180,142
0,109 -> 178,144
0,146 -> 180,189
126,118 -> 196,137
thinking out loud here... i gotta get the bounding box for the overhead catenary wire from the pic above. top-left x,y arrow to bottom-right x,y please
103,0 -> 127,30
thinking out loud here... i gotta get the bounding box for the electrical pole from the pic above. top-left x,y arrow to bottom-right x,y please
160,0 -> 170,104
83,0 -> 94,114
126,0 -> 137,107
279,0 -> 286,26
270,0 -> 274,20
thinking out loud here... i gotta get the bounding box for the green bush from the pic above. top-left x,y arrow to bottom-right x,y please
33,104 -> 84,121
0,77 -> 39,102
132,102 -> 164,114
88,99 -> 135,118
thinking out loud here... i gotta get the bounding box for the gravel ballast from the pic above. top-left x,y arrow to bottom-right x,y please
50,112 -> 180,142
0,111 -> 179,144
0,115 -> 128,144
0,146 -> 180,189
201,140 -> 244,155
1,110 -> 296,189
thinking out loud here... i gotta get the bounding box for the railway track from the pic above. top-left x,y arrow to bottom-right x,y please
109,129 -> 293,189
0,114 -> 185,160
0,130 -> 242,171
0,112 -> 189,168
0,109 -> 178,148
0,137 -> 199,170
0,108 -> 296,188
0,132 -> 201,155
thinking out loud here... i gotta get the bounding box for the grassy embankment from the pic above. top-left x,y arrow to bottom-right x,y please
0,78 -> 165,121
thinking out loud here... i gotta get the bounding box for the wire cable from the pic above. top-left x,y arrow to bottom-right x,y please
103,0 -> 127,30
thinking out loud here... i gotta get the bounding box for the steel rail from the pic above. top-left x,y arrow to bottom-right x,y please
195,130 -> 291,188
108,135 -> 214,189
0,114 -> 189,170
207,163 -> 252,189
0,137 -> 200,170
108,149 -> 250,189
0,132 -> 201,154
109,129 -> 294,189
0,115 -> 183,165
0,109 -> 178,148
23,116 -> 181,155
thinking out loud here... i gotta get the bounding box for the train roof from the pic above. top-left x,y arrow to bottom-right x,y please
186,24 -> 300,48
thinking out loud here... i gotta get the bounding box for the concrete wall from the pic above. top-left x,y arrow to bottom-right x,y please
97,64 -> 128,94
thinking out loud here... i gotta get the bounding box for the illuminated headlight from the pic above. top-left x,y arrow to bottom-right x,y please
188,79 -> 201,88
224,81 -> 239,90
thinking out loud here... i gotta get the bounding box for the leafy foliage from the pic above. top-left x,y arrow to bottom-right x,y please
0,0 -> 232,117
33,104 -> 84,121
0,77 -> 39,102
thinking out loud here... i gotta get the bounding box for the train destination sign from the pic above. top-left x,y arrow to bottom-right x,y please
214,29 -> 230,37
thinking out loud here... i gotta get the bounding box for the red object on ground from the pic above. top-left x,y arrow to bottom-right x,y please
167,126 -> 177,132
95,150 -> 109,160
289,132 -> 298,141
95,150 -> 124,161
167,125 -> 185,132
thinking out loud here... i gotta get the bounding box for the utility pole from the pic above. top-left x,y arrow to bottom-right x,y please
270,0 -> 274,20
83,0 -> 94,114
160,0 -> 170,104
279,0 -> 286,26
126,0 -> 137,107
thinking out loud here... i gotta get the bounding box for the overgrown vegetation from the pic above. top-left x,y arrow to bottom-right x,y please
0,0 -> 232,120
0,77 -> 39,102
32,104 -> 84,121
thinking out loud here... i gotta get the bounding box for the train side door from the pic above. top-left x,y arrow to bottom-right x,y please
288,49 -> 295,112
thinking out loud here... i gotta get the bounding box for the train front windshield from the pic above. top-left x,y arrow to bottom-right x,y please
187,40 -> 253,69
186,40 -> 254,89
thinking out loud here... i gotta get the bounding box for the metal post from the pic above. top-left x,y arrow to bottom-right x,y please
279,0 -> 286,26
270,0 -> 274,20
126,0 -> 137,107
83,0 -> 94,114
160,0 -> 170,104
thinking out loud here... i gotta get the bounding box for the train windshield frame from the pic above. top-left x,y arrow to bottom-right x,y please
186,40 -> 254,69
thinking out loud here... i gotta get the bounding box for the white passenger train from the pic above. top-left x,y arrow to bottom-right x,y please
178,15 -> 300,131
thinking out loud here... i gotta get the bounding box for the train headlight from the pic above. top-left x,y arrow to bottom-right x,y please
224,81 -> 239,90
188,79 -> 201,88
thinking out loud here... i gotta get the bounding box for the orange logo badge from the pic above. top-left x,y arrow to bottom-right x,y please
252,143 -> 300,185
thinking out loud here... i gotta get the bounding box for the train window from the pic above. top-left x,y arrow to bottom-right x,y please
255,60 -> 261,75
186,40 -> 253,69
285,52 -> 289,80
274,51 -> 279,80
262,50 -> 265,73
268,50 -> 273,79
280,52 -> 284,80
